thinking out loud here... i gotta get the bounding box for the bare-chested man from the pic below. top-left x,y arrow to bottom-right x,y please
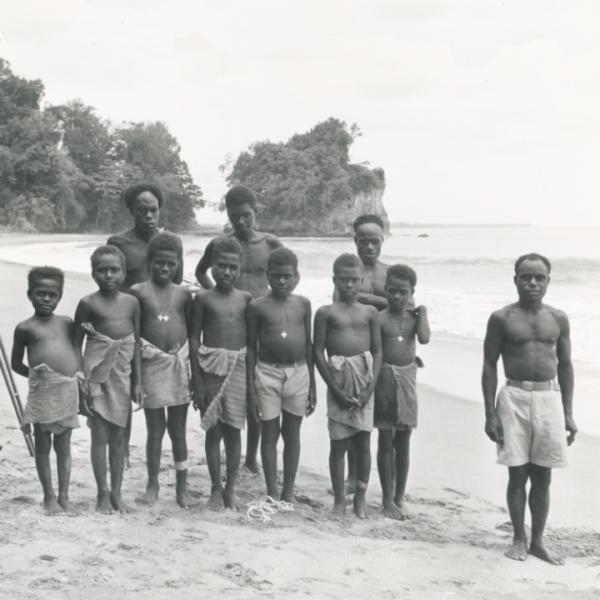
195,186 -> 281,473
482,252 -> 577,565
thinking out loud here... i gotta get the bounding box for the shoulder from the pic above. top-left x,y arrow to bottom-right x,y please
239,290 -> 253,304
120,291 -> 140,305
254,232 -> 281,248
128,282 -> 143,297
14,317 -> 33,335
56,314 -> 74,327
107,229 -> 133,245
77,292 -> 96,307
315,304 -> 333,319
296,294 -> 312,309
546,304 -> 569,327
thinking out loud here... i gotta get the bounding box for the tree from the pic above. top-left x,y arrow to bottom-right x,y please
226,118 -> 387,235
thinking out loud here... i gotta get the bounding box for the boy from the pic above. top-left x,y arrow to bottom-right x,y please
190,237 -> 251,509
12,267 -> 81,515
130,232 -> 192,508
483,253 -> 576,565
314,253 -> 382,518
195,185 -> 281,473
375,264 -> 430,520
74,246 -> 142,514
247,247 -> 316,503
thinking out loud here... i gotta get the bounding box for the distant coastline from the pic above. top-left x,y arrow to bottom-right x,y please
389,222 -> 532,228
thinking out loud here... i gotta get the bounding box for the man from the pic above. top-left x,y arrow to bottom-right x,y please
195,186 -> 281,472
482,253 -> 577,565
107,182 -> 183,465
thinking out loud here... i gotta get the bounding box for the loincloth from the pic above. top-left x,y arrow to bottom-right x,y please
374,361 -> 418,430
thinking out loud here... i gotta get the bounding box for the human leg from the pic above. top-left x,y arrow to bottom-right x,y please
329,437 -> 350,516
353,431 -> 371,518
280,410 -> 303,502
222,422 -> 242,509
260,417 -> 281,498
124,405 -> 132,468
136,408 -> 166,505
90,416 -> 113,514
244,416 -> 260,474
377,429 -> 402,519
205,422 -> 224,509
505,464 -> 530,560
33,425 -> 61,515
393,428 -> 412,517
529,465 -> 563,565
53,428 -> 77,515
167,404 -> 190,508
108,423 -> 130,513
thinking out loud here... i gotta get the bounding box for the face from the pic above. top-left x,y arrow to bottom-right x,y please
333,266 -> 363,301
385,276 -> 414,312
514,259 -> 550,303
268,264 -> 298,298
149,249 -> 180,284
211,251 -> 241,290
354,222 -> 384,265
132,191 -> 160,234
28,278 -> 62,317
227,203 -> 255,237
92,254 -> 125,292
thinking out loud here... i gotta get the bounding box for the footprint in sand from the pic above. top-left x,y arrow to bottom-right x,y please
11,496 -> 35,504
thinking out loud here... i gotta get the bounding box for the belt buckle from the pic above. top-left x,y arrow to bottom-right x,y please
522,381 -> 534,391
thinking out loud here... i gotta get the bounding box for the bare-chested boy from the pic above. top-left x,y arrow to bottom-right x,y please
314,253 -> 382,518
12,267 -> 82,515
195,185 -> 281,473
375,265 -> 430,520
130,232 -> 192,508
483,253 -> 577,565
190,237 -> 252,510
247,247 -> 316,502
75,246 -> 142,513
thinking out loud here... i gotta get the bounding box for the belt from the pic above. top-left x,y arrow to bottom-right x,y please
258,359 -> 307,370
506,379 -> 559,392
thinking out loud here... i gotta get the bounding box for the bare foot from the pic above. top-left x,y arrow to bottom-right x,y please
280,491 -> 295,504
394,499 -> 410,520
223,488 -> 241,510
96,490 -> 114,514
43,495 -> 63,516
330,501 -> 346,519
110,492 -> 133,514
243,460 -> 260,475
344,478 -> 356,496
504,539 -> 528,561
57,496 -> 80,516
353,492 -> 367,519
176,489 -> 191,509
135,480 -> 159,505
529,541 -> 565,565
207,487 -> 224,510
125,454 -> 131,469
382,501 -> 405,520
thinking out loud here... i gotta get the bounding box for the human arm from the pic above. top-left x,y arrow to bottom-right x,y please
410,305 -> 431,344
358,309 -> 382,407
130,298 -> 143,408
194,240 -> 215,290
11,325 -> 29,378
482,312 -> 504,445
555,311 -> 576,445
189,295 -> 208,413
303,298 -> 317,416
312,308 -> 358,409
245,301 -> 260,422
356,292 -> 388,310
72,300 -> 94,415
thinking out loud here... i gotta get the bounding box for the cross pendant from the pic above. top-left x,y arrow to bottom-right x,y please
281,331 -> 288,339
397,335 -> 404,342
157,314 -> 170,322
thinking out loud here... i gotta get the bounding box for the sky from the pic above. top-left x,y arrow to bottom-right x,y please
1,0 -> 600,226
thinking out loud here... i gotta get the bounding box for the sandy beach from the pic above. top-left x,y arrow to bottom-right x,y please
1,258 -> 599,599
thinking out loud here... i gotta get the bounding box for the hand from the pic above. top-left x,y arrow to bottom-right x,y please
565,415 -> 577,446
356,389 -> 372,409
131,383 -> 144,411
332,388 -> 360,409
77,378 -> 94,417
20,422 -> 31,435
306,386 -> 317,417
408,305 -> 427,318
192,384 -> 208,414
485,413 -> 504,446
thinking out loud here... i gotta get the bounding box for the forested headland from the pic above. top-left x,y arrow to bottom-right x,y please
0,59 -> 203,233
1,60 -> 388,236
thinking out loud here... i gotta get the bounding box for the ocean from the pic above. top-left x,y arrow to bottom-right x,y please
1,225 -> 598,434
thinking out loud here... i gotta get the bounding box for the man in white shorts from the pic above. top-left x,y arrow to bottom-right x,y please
482,253 -> 577,565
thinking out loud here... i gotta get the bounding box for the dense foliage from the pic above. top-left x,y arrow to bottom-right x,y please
226,118 -> 386,235
0,59 -> 203,233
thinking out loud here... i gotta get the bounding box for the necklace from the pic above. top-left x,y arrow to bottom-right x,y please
390,312 -> 408,342
151,283 -> 175,323
272,298 -> 288,338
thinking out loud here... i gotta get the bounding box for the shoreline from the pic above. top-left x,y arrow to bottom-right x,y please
0,259 -> 599,597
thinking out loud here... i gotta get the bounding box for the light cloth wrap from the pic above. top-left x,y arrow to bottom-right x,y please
82,323 -> 135,428
197,345 -> 247,431
374,362 -> 418,429
141,339 -> 191,409
23,364 -> 80,432
327,352 -> 374,440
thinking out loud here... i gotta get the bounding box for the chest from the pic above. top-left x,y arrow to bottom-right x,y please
505,313 -> 560,345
